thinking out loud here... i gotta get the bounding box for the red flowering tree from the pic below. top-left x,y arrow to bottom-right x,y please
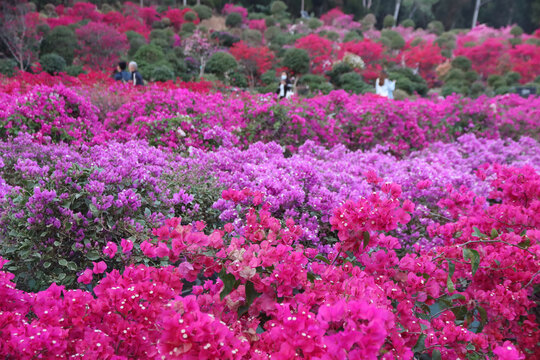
402,40 -> 445,86
75,22 -> 129,70
230,41 -> 274,88
454,38 -> 510,77
339,39 -> 386,81
65,2 -> 102,22
295,34 -> 335,75
320,8 -> 346,26
509,43 -> 540,83
164,8 -> 199,32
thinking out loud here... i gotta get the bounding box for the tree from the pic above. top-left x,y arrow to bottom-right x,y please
0,1 -> 43,70
40,26 -> 77,66
206,51 -> 238,79
472,0 -> 491,28
230,41 -> 274,88
183,30 -> 215,77
294,34 -> 335,75
75,22 -> 128,70
281,48 -> 310,79
393,0 -> 402,25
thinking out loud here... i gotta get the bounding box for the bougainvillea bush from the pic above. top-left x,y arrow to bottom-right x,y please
0,79 -> 538,358
0,165 -> 538,359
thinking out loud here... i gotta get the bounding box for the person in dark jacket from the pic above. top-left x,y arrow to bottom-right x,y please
113,61 -> 131,82
128,61 -> 144,86
276,71 -> 293,99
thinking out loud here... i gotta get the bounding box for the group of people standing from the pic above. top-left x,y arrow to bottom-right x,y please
113,61 -> 144,86
115,61 -> 395,99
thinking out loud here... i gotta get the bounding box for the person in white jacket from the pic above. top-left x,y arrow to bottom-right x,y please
375,71 -> 396,99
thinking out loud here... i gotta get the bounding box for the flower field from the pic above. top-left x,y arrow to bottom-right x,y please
0,79 -> 539,359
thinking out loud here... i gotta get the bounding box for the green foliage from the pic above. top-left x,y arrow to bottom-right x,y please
193,5 -> 212,20
464,70 -> 479,83
270,1 -> 288,16
410,37 -> 424,47
181,22 -> 196,34
126,31 -> 147,58
226,12 -> 243,28
210,31 -> 240,48
206,52 -> 238,78
184,11 -> 197,22
230,71 -> 248,88
40,26 -> 77,65
0,58 -> 17,77
241,29 -> 263,46
40,53 -> 67,75
510,25 -> 524,37
308,18 -> 323,30
325,31 -> 340,42
401,19 -> 415,28
505,71 -> 521,85
389,68 -> 428,96
261,70 -> 276,86
509,38 -> 522,46
487,74 -> 504,88
327,62 -> 353,85
248,12 -> 265,20
151,65 -> 175,82
361,13 -> 377,31
338,72 -> 373,94
525,38 -> 540,46
265,16 -> 276,27
344,31 -> 363,42
65,65 -> 85,77
444,68 -> 465,82
427,20 -> 444,35
435,32 -> 457,52
134,44 -> 165,65
451,56 -> 471,72
264,26 -> 281,42
383,15 -> 395,28
282,48 -> 310,75
299,74 -> 333,95
150,29 -> 174,50
381,29 -> 405,50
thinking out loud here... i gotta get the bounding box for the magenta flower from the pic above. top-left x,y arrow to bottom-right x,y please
120,238 -> 133,253
77,269 -> 93,284
92,261 -> 107,274
103,242 -> 117,259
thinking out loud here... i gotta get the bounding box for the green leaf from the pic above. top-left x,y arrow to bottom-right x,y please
219,269 -> 238,301
476,305 -> 487,333
466,344 -> 476,351
412,334 -> 426,353
362,231 -> 370,249
43,262 -> 51,269
315,254 -> 330,265
471,226 -> 483,238
447,260 -> 455,292
58,259 -> 68,267
517,238 -> 531,249
144,207 -> 152,217
238,280 -> 261,317
463,248 -> 480,276
86,250 -> 100,261
89,203 -> 98,215
490,228 -> 498,239
432,349 -> 442,360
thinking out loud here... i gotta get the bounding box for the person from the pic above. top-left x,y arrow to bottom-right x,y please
113,61 -> 131,82
276,71 -> 293,100
375,71 -> 396,99
129,61 -> 144,86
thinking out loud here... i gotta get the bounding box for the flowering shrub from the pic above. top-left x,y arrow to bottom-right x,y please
0,165 -> 538,358
0,134 -> 222,290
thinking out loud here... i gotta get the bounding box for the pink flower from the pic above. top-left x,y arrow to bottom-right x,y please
77,269 -> 93,284
103,242 -> 117,258
92,261 -> 107,274
493,341 -> 524,359
140,240 -> 157,258
121,238 -> 133,253
155,242 -> 170,258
